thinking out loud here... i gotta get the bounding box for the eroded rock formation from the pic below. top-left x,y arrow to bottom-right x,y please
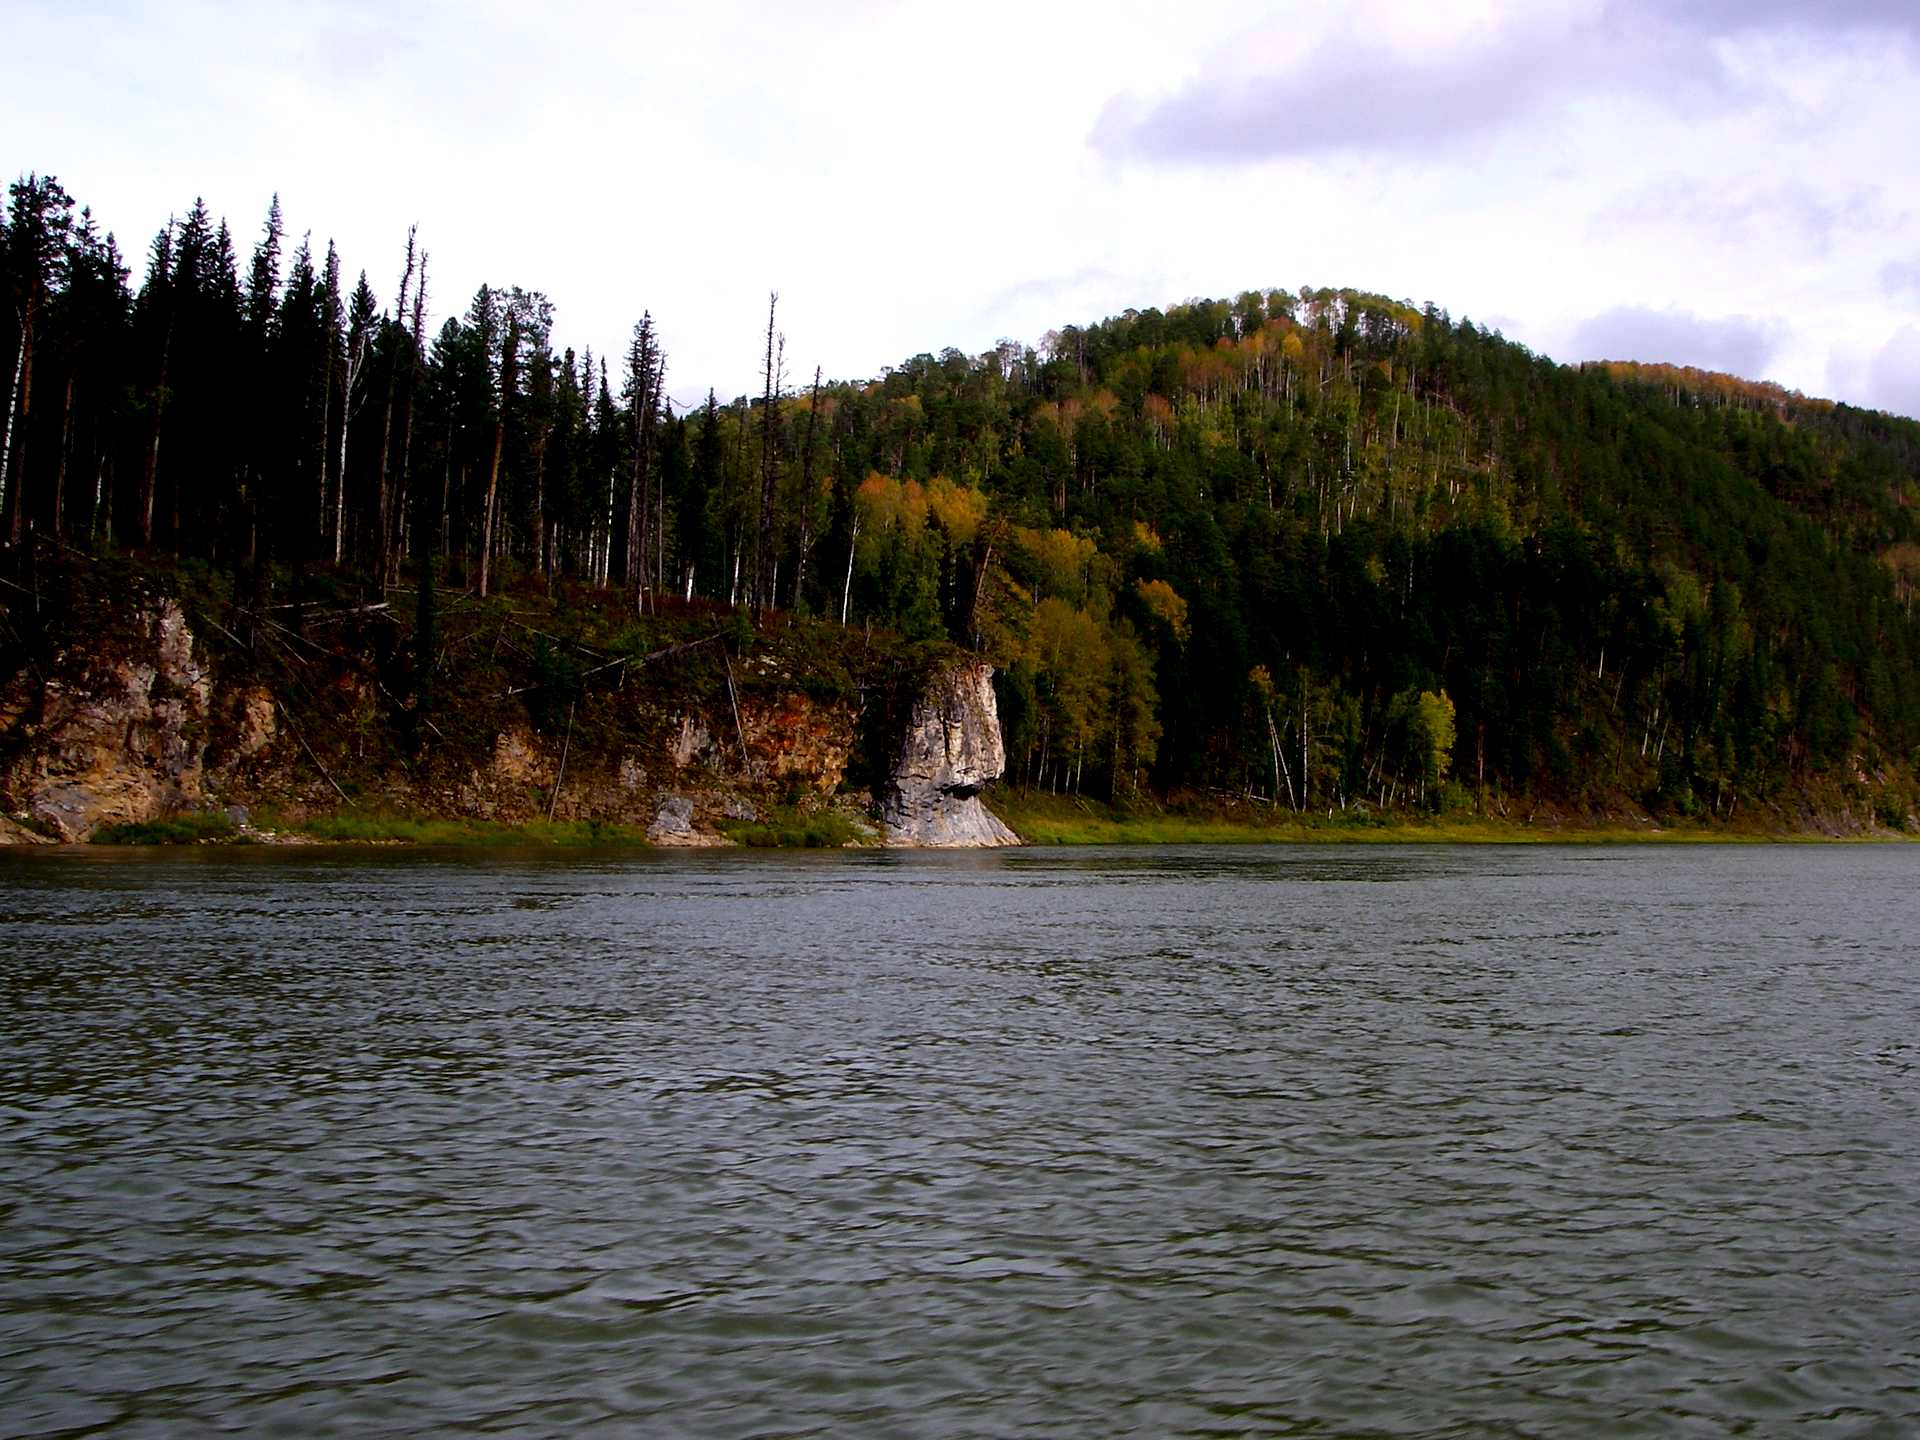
1,599 -> 213,841
880,661 -> 1020,847
0,592 -> 1021,847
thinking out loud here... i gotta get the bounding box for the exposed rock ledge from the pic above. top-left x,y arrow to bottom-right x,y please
3,598 -> 213,842
0,814 -> 55,845
880,662 -> 1020,848
1,593 -> 1022,847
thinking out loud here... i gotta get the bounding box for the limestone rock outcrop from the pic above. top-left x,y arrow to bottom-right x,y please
0,582 -> 1024,848
0,814 -> 55,845
645,793 -> 729,846
2,599 -> 213,841
879,662 -> 1019,847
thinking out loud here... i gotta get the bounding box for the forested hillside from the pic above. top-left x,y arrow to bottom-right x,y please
6,173 -> 1920,824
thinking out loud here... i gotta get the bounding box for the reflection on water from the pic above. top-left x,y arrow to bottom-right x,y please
4,844 -> 1920,1437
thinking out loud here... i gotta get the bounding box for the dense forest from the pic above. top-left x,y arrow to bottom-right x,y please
6,172 -> 1920,822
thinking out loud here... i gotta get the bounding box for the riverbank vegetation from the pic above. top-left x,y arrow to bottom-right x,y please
6,172 -> 1920,836
86,811 -> 655,847
990,790 -> 1900,846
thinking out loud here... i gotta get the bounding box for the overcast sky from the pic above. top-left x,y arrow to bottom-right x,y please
9,0 -> 1918,416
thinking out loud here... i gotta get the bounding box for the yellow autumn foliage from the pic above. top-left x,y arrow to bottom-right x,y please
925,476 -> 988,545
1015,526 -> 1099,603
854,473 -> 989,545
1135,578 -> 1189,641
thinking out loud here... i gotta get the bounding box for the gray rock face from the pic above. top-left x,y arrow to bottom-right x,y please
646,793 -> 730,846
880,662 -> 1020,847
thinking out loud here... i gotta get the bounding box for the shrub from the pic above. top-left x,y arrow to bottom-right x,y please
91,812 -> 239,845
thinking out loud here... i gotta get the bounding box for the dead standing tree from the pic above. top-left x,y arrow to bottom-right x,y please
476,306 -> 517,599
752,291 -> 782,621
792,363 -> 822,611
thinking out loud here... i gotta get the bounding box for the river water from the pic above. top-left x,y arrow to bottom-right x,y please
3,844 -> 1918,1437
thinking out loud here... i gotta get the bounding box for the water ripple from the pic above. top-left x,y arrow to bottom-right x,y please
3,844 -> 1919,1436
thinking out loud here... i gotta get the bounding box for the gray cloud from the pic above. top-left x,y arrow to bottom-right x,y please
1595,176 -> 1895,258
1093,2 -> 1912,167
1568,305 -> 1789,378
1865,326 -> 1920,419
1659,0 -> 1920,40
1885,260 -> 1920,303
1092,12 -> 1629,166
1092,15 -> 1583,165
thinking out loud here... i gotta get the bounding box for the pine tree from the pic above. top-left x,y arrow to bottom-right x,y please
622,311 -> 662,607
684,389 -> 724,601
132,220 -> 174,547
46,208 -> 129,540
2,174 -> 76,543
336,270 -> 377,563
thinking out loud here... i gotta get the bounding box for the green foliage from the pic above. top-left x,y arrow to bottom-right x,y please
90,812 -> 239,845
714,807 -> 866,848
1389,688 -> 1457,800
9,165 -> 1920,824
292,811 -> 650,845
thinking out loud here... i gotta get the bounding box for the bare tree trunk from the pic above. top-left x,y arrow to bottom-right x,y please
530,423 -> 549,582
92,453 -> 107,542
656,383 -> 669,600
478,310 -> 517,599
3,312 -> 37,544
141,414 -> 161,548
389,254 -> 427,587
1268,707 -> 1296,810
375,230 -> 417,585
334,328 -> 364,564
50,374 -> 74,538
626,436 -> 643,607
965,540 -> 993,647
479,428 -> 504,599
0,325 -> 25,535
600,464 -> 614,586
1300,689 -> 1310,811
840,514 -> 859,624
753,292 -> 779,617
792,364 -> 821,611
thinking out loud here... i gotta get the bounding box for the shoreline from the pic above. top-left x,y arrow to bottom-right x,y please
987,792 -> 1915,847
7,803 -> 1912,850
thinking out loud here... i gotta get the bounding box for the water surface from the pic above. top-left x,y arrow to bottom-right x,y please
4,844 -> 1918,1436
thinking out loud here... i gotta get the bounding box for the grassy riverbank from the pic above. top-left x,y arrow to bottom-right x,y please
73,790 -> 1909,848
86,802 -> 876,848
89,810 -> 655,847
987,789 -> 1909,845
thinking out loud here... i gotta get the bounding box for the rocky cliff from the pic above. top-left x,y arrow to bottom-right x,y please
0,583 -> 1018,848
0,597 -> 218,842
880,662 -> 1021,847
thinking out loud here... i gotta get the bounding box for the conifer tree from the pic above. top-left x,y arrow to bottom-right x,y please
1,174 -> 76,543
622,311 -> 662,606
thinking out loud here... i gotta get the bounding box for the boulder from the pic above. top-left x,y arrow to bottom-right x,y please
646,793 -> 730,846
